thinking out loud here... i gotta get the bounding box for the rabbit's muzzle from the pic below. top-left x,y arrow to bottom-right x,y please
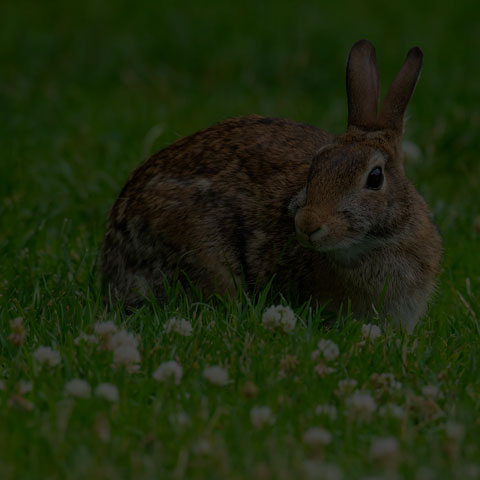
295,207 -> 349,251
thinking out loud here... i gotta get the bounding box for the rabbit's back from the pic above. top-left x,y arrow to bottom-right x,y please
102,115 -> 333,305
122,115 -> 331,198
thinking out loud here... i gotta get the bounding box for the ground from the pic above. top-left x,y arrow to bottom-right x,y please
1,0 -> 479,479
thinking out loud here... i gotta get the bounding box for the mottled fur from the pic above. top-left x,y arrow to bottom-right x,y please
102,40 -> 442,332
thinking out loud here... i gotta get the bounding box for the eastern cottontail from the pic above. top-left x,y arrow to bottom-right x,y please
102,40 -> 442,332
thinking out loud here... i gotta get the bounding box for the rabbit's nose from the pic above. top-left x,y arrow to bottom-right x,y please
295,208 -> 327,238
309,224 -> 329,242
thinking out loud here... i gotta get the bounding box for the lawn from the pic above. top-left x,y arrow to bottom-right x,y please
1,0 -> 479,478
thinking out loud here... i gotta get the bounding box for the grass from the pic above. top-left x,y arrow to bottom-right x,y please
1,0 -> 480,478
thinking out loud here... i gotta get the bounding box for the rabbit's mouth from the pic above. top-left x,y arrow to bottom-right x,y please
296,228 -> 375,265
295,224 -> 330,249
295,221 -> 356,251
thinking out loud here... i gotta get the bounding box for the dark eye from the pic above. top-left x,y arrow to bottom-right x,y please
366,166 -> 384,190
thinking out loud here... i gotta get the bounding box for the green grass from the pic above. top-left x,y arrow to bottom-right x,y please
1,0 -> 480,478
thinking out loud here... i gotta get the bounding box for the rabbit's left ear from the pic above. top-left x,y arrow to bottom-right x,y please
378,47 -> 423,134
346,39 -> 380,130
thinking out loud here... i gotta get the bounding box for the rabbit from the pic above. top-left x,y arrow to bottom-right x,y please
102,39 -> 442,332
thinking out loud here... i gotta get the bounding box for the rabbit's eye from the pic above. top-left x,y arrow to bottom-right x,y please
366,167 -> 384,190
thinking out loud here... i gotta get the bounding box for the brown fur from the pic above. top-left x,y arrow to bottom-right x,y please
102,40 -> 442,332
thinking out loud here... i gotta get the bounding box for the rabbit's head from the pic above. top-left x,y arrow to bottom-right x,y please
292,40 -> 424,264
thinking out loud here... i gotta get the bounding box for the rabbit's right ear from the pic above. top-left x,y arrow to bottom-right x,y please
346,39 -> 380,130
378,47 -> 423,134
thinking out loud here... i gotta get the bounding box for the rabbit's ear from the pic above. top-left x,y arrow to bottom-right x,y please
378,47 -> 423,133
346,39 -> 380,130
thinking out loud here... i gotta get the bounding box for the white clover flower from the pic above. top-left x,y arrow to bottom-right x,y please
371,372 -> 402,392
379,403 -> 407,420
65,379 -> 91,398
9,317 -> 26,346
406,392 -> 442,419
421,384 -> 441,398
74,332 -> 98,345
279,354 -> 299,375
153,360 -> 183,384
369,436 -> 399,468
108,330 -> 138,350
193,437 -> 211,455
250,406 -> 274,429
302,460 -> 343,480
112,345 -> 141,367
203,365 -> 229,386
390,380 -> 402,391
173,412 -> 190,427
334,378 -> 358,397
33,346 -> 61,367
442,421 -> 466,461
315,339 -> 339,361
164,317 -> 193,337
382,373 -> 402,391
94,321 -> 118,337
242,380 -> 259,398
355,340 -> 366,350
10,317 -> 24,330
362,323 -> 382,340
302,427 -> 332,448
416,466 -> 437,480
8,394 -> 34,411
314,363 -> 335,377
445,421 -> 465,442
311,350 -> 321,360
95,383 -> 119,402
315,404 -> 337,421
18,380 -> 33,394
262,305 -> 296,333
462,463 -> 480,479
345,390 -> 377,421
